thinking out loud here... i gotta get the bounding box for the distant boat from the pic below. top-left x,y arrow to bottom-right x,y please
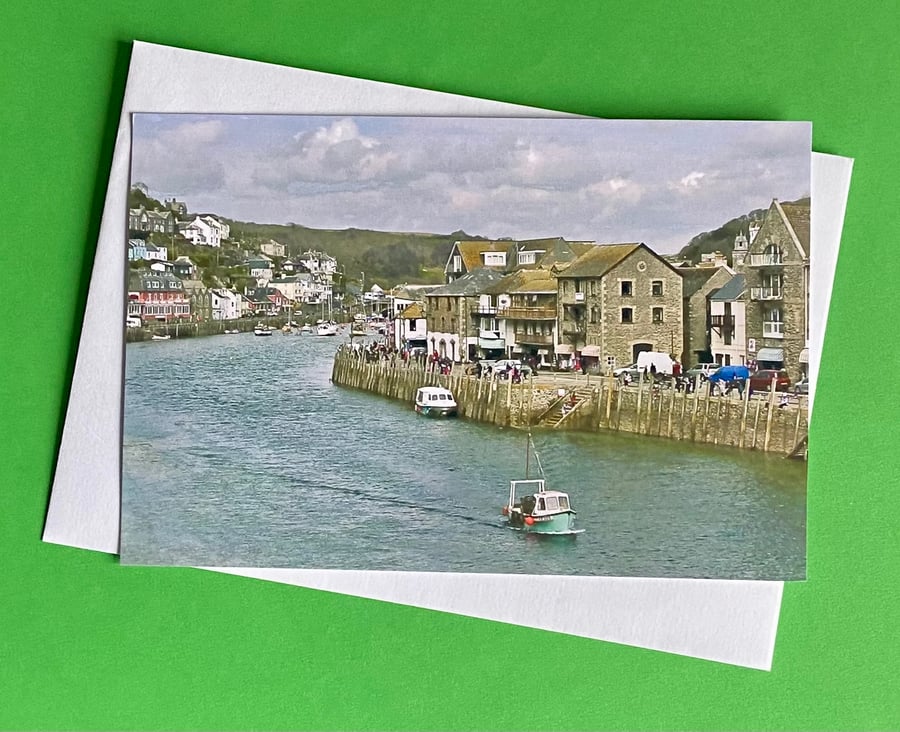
300,324 -> 312,334
150,334 -> 171,341
502,433 -> 582,535
254,323 -> 273,336
224,329 -> 240,335
414,386 -> 458,418
316,321 -> 339,336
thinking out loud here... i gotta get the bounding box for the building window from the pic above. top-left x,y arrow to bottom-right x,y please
621,281 -> 633,297
763,306 -> 783,337
621,307 -> 633,324
651,280 -> 663,296
591,306 -> 598,324
517,251 -> 537,265
652,307 -> 664,324
589,280 -> 596,296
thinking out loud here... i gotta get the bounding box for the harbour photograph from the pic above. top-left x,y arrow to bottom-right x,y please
122,115 -> 811,578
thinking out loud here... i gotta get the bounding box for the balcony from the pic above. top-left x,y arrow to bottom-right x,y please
762,321 -> 784,339
497,305 -> 557,320
747,253 -> 785,267
710,314 -> 735,331
470,304 -> 500,316
514,331 -> 555,346
750,287 -> 783,301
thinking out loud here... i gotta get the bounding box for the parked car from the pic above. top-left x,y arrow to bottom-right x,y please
613,362 -> 641,380
793,376 -> 809,395
684,363 -> 717,381
748,369 -> 791,393
491,359 -> 532,378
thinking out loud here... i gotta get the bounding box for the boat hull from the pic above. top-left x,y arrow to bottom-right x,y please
508,509 -> 577,534
414,404 -> 458,418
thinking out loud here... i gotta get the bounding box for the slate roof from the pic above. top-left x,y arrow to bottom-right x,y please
483,268 -> 557,296
427,267 -> 506,296
677,266 -> 723,298
709,274 -> 746,301
777,198 -> 810,255
554,243 -> 642,278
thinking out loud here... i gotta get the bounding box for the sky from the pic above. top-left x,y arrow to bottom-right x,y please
131,114 -> 810,254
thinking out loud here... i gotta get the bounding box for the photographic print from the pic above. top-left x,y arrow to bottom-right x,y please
123,115 -> 810,579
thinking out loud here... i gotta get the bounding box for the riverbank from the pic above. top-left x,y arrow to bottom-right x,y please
125,317 -> 296,342
331,349 -> 808,458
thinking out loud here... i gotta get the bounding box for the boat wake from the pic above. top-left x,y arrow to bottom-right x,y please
307,481 -> 504,530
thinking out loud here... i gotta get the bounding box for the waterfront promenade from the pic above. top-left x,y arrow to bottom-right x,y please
331,348 -> 808,458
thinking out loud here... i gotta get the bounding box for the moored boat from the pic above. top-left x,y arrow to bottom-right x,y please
502,434 -> 581,535
414,386 -> 458,417
253,323 -> 273,336
315,321 -> 339,336
150,334 -> 171,341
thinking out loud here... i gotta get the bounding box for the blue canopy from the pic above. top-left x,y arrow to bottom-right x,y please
708,365 -> 750,382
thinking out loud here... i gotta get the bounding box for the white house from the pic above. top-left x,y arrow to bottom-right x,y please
299,249 -> 337,276
709,274 -> 747,366
178,216 -> 222,247
210,288 -> 242,321
203,216 -> 230,241
144,242 -> 168,261
260,239 -> 285,258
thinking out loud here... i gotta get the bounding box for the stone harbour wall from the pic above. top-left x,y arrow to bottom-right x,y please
331,349 -> 808,458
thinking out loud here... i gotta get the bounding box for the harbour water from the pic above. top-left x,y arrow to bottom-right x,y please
122,332 -> 806,578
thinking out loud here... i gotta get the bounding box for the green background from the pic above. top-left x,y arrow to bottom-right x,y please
2,2 -> 898,729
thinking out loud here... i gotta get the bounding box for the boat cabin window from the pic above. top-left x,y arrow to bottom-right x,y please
557,495 -> 569,510
438,393 -> 447,400
537,497 -> 546,511
521,496 -> 536,514
544,496 -> 559,511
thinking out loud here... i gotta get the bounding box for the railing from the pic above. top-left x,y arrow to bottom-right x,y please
710,314 -> 735,329
497,305 -> 557,320
763,321 -> 784,338
750,287 -> 783,301
470,305 -> 500,315
513,331 -> 554,345
747,253 -> 785,267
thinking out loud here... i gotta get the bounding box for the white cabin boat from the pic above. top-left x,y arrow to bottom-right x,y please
253,323 -> 273,336
414,386 -> 458,417
316,321 -> 339,336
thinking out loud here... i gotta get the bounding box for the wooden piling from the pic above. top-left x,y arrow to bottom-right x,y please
739,379 -> 750,449
763,378 -> 777,453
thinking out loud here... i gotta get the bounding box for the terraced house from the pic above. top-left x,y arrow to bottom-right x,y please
554,243 -> 683,373
743,198 -> 810,379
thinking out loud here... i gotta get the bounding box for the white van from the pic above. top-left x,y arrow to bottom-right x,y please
125,316 -> 142,328
636,350 -> 673,376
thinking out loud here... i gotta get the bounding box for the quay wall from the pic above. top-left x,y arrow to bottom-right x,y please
331,350 -> 808,458
125,317 -> 293,343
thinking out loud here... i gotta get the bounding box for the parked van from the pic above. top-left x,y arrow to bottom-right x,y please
125,316 -> 142,328
636,350 -> 673,376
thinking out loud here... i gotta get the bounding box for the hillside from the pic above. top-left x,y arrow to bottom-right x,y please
226,221 -> 485,286
676,207 -> 766,265
675,197 -> 809,265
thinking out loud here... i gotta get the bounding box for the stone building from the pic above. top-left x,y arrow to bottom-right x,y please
554,243 -> 683,374
743,198 -> 810,380
425,268 -> 506,361
677,265 -> 734,366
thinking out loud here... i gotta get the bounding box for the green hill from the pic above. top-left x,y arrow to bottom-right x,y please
675,197 -> 808,265
225,221 -> 484,286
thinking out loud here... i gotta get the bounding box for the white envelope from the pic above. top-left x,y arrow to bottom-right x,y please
43,41 -> 852,670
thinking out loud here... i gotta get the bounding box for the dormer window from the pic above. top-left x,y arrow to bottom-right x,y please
517,250 -> 542,265
483,252 -> 506,266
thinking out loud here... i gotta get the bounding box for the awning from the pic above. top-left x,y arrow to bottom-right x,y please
581,345 -> 601,357
799,347 -> 809,364
555,344 -> 574,355
756,347 -> 784,362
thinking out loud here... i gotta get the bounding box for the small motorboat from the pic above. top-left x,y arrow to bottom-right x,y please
253,323 -> 273,336
224,329 -> 240,334
151,334 -> 171,341
502,434 -> 582,535
300,324 -> 312,334
414,386 -> 458,417
315,321 -> 339,336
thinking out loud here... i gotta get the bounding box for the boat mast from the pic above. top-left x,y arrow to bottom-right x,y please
525,430 -> 531,479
